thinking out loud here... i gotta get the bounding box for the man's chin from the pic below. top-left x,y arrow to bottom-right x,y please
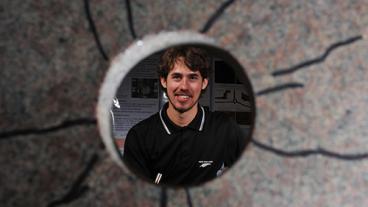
172,103 -> 197,113
173,106 -> 191,113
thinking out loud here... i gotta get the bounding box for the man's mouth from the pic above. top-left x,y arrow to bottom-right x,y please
175,94 -> 191,102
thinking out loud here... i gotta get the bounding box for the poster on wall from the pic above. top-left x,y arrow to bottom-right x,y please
212,60 -> 252,132
111,54 -> 161,151
213,84 -> 251,112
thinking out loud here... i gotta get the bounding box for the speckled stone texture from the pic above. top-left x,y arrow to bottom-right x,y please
1,0 -> 367,206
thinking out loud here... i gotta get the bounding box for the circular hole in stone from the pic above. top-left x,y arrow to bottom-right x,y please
97,31 -> 256,187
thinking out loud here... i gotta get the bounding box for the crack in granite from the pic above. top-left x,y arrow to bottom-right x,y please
185,188 -> 193,207
200,0 -> 236,33
256,82 -> 304,96
84,0 -> 109,61
272,35 -> 363,76
47,153 -> 99,207
251,139 -> 368,160
0,118 -> 97,140
160,187 -> 168,207
124,0 -> 138,39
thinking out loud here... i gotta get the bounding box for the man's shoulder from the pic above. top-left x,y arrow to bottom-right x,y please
203,108 -> 232,122
203,109 -> 241,132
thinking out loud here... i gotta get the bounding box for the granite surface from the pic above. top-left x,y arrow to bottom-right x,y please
1,0 -> 367,206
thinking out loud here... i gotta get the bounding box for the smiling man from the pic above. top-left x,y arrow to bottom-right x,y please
123,46 -> 247,186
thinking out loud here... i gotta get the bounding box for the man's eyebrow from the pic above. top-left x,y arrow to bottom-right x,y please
170,72 -> 200,77
170,72 -> 182,77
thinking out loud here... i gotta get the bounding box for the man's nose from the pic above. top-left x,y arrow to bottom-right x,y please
179,78 -> 189,90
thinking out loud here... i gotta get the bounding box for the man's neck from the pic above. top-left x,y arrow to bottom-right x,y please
166,104 -> 198,127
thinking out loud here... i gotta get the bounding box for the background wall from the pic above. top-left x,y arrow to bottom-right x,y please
1,0 -> 367,206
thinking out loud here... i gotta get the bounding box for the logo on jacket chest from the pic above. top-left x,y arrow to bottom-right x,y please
198,160 -> 213,168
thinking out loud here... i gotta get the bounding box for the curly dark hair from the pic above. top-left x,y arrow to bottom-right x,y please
158,46 -> 211,79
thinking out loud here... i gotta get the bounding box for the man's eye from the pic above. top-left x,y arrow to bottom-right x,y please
190,76 -> 199,80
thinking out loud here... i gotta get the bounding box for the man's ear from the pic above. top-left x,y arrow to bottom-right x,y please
160,77 -> 167,89
202,78 -> 209,90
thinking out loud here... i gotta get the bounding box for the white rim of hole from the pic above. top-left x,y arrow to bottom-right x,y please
96,30 -> 256,183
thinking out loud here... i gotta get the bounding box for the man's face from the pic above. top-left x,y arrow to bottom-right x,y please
160,58 -> 208,114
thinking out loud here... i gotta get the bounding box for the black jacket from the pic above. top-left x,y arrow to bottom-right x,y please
123,103 -> 247,186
